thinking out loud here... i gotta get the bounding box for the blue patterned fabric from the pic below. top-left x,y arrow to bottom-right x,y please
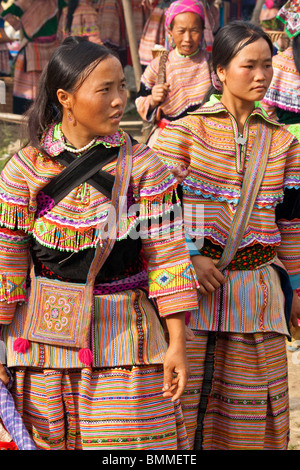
0,380 -> 37,450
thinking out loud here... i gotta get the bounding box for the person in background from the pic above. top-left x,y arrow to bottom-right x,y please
138,0 -> 220,67
262,0 -> 300,350
259,0 -> 285,22
153,20 -> 300,449
95,0 -> 151,68
0,0 -> 66,115
259,0 -> 288,53
0,36 -> 199,450
135,0 -> 211,147
262,0 -> 300,131
138,0 -> 172,68
57,0 -> 102,44
0,4 -> 11,77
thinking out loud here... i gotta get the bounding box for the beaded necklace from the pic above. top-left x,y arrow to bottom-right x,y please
58,126 -> 96,154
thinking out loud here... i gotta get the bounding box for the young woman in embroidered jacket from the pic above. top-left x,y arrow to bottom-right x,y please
153,20 -> 300,450
0,36 -> 200,450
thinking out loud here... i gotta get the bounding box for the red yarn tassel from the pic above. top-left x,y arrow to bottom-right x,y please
79,348 -> 93,366
13,338 -> 30,353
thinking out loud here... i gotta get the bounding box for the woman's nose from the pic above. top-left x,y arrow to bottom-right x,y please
255,67 -> 265,80
111,92 -> 124,106
183,31 -> 192,41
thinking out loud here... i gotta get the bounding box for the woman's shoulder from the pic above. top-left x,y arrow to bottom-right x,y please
4,145 -> 62,183
130,139 -> 177,198
271,122 -> 299,149
131,138 -> 165,167
165,113 -> 208,135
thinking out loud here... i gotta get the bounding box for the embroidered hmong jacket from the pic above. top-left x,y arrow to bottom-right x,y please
262,47 -> 300,121
0,124 -> 199,327
135,48 -> 211,123
153,95 -> 300,334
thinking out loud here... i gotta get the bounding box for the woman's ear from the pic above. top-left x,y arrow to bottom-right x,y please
216,65 -> 225,85
56,88 -> 72,110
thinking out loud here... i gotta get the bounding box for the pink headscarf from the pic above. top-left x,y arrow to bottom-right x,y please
164,0 -> 205,30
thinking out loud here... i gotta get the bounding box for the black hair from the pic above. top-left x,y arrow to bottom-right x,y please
24,36 -> 119,152
202,20 -> 274,104
66,0 -> 79,33
293,34 -> 300,75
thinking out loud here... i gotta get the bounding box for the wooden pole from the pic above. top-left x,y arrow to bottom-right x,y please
121,0 -> 142,91
251,0 -> 265,24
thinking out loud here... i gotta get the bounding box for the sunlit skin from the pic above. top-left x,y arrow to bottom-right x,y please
57,55 -> 127,149
170,11 -> 204,56
217,37 -> 273,131
149,11 -> 204,111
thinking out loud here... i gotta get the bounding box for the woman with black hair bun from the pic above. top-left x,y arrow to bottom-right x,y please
262,0 -> 300,351
154,19 -> 300,449
58,0 -> 102,44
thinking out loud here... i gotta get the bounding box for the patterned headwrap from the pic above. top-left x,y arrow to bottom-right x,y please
164,0 -> 205,30
277,0 -> 300,38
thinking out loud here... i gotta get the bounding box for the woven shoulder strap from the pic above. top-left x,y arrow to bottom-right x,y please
86,132 -> 133,284
216,121 -> 273,270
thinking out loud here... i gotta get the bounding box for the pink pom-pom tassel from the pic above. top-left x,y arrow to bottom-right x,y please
13,338 -> 30,353
79,348 -> 93,366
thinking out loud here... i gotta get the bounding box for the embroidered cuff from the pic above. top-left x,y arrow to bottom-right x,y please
0,273 -> 27,303
148,262 -> 199,306
155,291 -> 199,317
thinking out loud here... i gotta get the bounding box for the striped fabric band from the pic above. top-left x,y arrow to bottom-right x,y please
11,366 -> 190,450
216,122 -> 272,270
188,262 -> 289,335
181,330 -> 289,449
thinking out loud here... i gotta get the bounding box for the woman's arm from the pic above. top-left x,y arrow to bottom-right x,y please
162,312 -> 189,401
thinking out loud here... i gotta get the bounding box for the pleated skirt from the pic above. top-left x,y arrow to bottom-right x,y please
180,330 -> 289,450
11,365 -> 190,450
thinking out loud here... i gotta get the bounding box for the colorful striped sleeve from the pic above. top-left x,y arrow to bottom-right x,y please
131,142 -> 199,317
152,118 -> 193,170
0,152 -> 35,324
275,136 -> 300,289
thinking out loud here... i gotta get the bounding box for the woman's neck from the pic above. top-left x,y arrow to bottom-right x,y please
61,119 -> 94,150
220,94 -> 255,132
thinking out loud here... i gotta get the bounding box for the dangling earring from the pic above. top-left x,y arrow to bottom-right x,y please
67,110 -> 76,127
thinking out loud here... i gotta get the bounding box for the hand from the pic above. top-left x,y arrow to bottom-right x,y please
185,325 -> 195,341
0,362 -> 9,387
162,312 -> 189,401
171,164 -> 191,183
191,255 -> 226,295
289,290 -> 300,329
150,83 -> 170,109
162,343 -> 190,402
